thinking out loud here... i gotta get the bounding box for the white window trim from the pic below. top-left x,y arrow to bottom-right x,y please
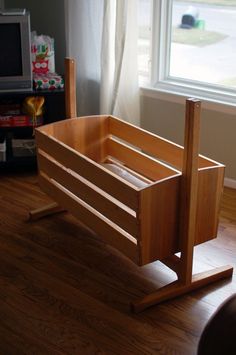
142,0 -> 236,114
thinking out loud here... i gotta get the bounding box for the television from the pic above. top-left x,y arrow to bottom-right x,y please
0,11 -> 32,92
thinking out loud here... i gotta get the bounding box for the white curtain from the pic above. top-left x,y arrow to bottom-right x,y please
100,0 -> 140,124
65,0 -> 140,125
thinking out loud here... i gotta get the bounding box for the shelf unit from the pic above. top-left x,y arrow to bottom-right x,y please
0,89 -> 65,170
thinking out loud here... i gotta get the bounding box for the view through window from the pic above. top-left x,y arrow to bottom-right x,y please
138,0 -> 152,83
171,0 -> 236,88
138,0 -> 236,94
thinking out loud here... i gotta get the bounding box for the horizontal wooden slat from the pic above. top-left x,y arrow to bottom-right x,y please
107,137 -> 178,181
38,173 -> 138,263
35,129 -> 139,211
108,116 -> 216,170
106,157 -> 153,185
38,152 -> 139,238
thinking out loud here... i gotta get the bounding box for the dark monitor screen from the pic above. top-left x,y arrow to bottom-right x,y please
0,23 -> 22,77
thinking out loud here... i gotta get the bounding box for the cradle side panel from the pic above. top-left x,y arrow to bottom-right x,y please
37,151 -> 139,238
138,175 -> 181,265
38,172 -> 138,263
36,116 -> 110,163
109,116 -> 183,169
107,137 -> 176,181
195,165 -> 225,245
65,116 -> 109,162
109,116 -> 215,170
35,129 -> 139,211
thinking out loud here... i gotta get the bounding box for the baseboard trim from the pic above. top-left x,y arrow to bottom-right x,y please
224,178 -> 236,189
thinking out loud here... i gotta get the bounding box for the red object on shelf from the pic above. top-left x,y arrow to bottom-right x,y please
0,116 -> 11,126
32,59 -> 49,74
0,115 -> 43,127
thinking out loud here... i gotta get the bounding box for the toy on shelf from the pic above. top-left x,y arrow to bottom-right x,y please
31,33 -> 64,90
31,33 -> 55,74
29,58 -> 233,312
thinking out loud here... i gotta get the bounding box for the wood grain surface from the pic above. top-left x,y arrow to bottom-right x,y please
0,171 -> 235,354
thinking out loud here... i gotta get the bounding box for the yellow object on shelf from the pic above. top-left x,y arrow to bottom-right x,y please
23,96 -> 45,132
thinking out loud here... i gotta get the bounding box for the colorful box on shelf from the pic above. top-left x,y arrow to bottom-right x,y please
33,73 -> 64,90
0,115 -> 43,127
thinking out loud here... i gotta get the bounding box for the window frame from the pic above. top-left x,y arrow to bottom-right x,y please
148,0 -> 236,108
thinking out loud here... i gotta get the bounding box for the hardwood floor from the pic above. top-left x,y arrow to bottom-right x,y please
0,171 -> 235,354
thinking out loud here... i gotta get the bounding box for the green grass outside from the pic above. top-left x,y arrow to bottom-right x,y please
175,0 -> 236,6
172,27 -> 227,46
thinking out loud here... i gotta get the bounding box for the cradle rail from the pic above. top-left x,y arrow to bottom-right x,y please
30,58 -> 233,312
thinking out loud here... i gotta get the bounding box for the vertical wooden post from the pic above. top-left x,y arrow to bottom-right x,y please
65,57 -> 77,119
179,98 -> 201,284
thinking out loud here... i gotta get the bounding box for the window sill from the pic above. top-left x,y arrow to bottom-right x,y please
140,84 -> 236,116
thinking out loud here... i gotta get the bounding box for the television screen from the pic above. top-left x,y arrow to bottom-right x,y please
0,12 -> 32,92
0,23 -> 23,77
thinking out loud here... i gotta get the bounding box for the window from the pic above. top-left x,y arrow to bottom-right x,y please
138,0 -> 236,106
137,0 -> 152,83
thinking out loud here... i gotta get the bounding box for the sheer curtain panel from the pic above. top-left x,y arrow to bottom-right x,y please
65,0 -> 140,125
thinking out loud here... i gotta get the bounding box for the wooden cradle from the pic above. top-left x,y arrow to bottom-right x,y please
31,58 -> 233,312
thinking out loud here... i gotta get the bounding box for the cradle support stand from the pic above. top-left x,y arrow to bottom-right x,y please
65,57 -> 77,119
131,99 -> 233,313
29,202 -> 65,221
131,265 -> 233,313
29,58 -> 77,221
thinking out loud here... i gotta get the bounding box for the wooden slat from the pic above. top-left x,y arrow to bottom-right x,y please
108,116 -> 216,170
107,137 -> 178,181
106,157 -> 153,185
38,173 -> 138,263
36,129 -> 139,211
38,152 -> 139,238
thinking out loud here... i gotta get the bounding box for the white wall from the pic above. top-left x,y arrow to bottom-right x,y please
141,94 -> 236,181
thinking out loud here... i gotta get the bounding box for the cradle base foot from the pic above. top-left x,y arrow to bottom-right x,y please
131,265 -> 233,313
29,202 -> 66,221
